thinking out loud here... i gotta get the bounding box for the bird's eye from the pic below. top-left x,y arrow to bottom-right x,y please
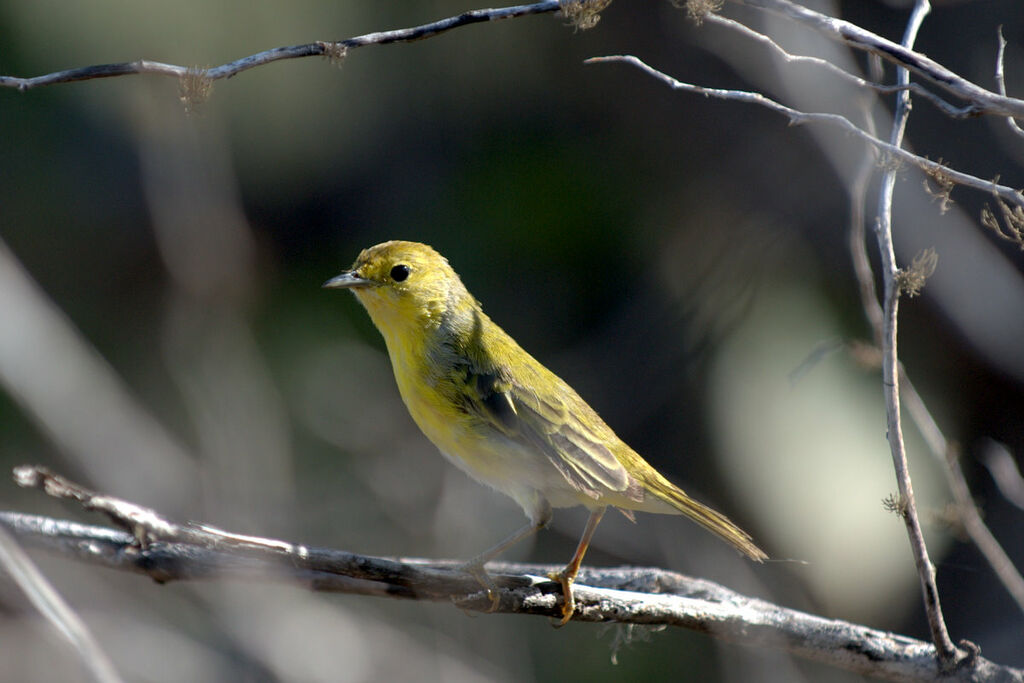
390,264 -> 410,282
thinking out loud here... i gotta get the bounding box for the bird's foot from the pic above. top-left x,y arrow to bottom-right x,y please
546,568 -> 575,626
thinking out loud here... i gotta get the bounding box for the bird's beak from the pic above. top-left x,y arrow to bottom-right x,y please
322,271 -> 372,289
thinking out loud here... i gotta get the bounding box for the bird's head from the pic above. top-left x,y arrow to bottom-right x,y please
324,240 -> 472,338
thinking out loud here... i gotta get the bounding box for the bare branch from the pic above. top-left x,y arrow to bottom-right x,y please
847,342 -> 1024,616
702,12 -> 977,119
730,0 -> 1024,120
601,34 -> 1024,626
872,0 -> 959,666
0,1 -> 562,91
2,0 -> 1021,133
3,498 -> 1021,681
995,27 -> 1024,139
585,55 -> 1024,211
836,14 -> 1024,618
848,54 -> 886,348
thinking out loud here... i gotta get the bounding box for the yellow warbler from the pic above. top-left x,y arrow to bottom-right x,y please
325,240 -> 766,623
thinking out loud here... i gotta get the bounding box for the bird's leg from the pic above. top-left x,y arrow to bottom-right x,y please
459,502 -> 552,611
548,506 -> 606,626
459,520 -> 542,610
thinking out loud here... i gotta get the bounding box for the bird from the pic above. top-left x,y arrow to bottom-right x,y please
324,240 -> 766,624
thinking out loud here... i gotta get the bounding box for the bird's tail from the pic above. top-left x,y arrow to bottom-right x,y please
640,468 -> 767,562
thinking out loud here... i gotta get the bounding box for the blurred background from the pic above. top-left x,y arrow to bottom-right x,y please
1,0 -> 1023,680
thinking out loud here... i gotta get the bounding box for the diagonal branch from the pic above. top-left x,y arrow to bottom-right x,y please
4,465 -> 1022,682
701,12 -> 977,119
586,55 -> 1024,211
0,1 -> 562,91
731,0 -> 1024,120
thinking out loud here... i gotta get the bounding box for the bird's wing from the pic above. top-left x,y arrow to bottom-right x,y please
462,365 -> 639,501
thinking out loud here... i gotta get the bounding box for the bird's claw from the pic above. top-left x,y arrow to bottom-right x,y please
547,569 -> 575,626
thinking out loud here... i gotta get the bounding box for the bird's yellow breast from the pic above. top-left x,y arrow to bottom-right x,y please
359,293 -> 490,461
363,299 -> 582,507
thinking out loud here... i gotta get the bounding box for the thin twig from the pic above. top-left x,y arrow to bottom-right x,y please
702,12 -> 977,119
889,371 -> 1024,614
730,0 -> 1024,120
847,240 -> 1024,615
601,38 -> 1024,625
848,54 -> 886,347
833,9 -> 1024,621
872,0 -> 959,667
0,1 -> 562,91
995,27 -> 1024,140
586,55 -> 1024,211
1,0 -> 1022,132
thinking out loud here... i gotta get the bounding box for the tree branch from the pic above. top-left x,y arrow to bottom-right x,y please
848,53 -> 887,347
585,55 -> 1024,211
0,1 -> 562,91
845,42 -> 1024,616
5,465 -> 1022,682
598,1 -> 1024,669
731,0 -> 1024,120
872,0 -> 959,666
702,12 -> 976,120
995,27 -> 1024,139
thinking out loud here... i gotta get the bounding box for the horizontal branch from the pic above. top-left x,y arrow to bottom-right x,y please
4,0 -> 1022,134
6,466 -> 1023,682
732,0 -> 1024,120
0,509 -> 1014,682
587,55 -> 1024,211
0,1 -> 561,91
